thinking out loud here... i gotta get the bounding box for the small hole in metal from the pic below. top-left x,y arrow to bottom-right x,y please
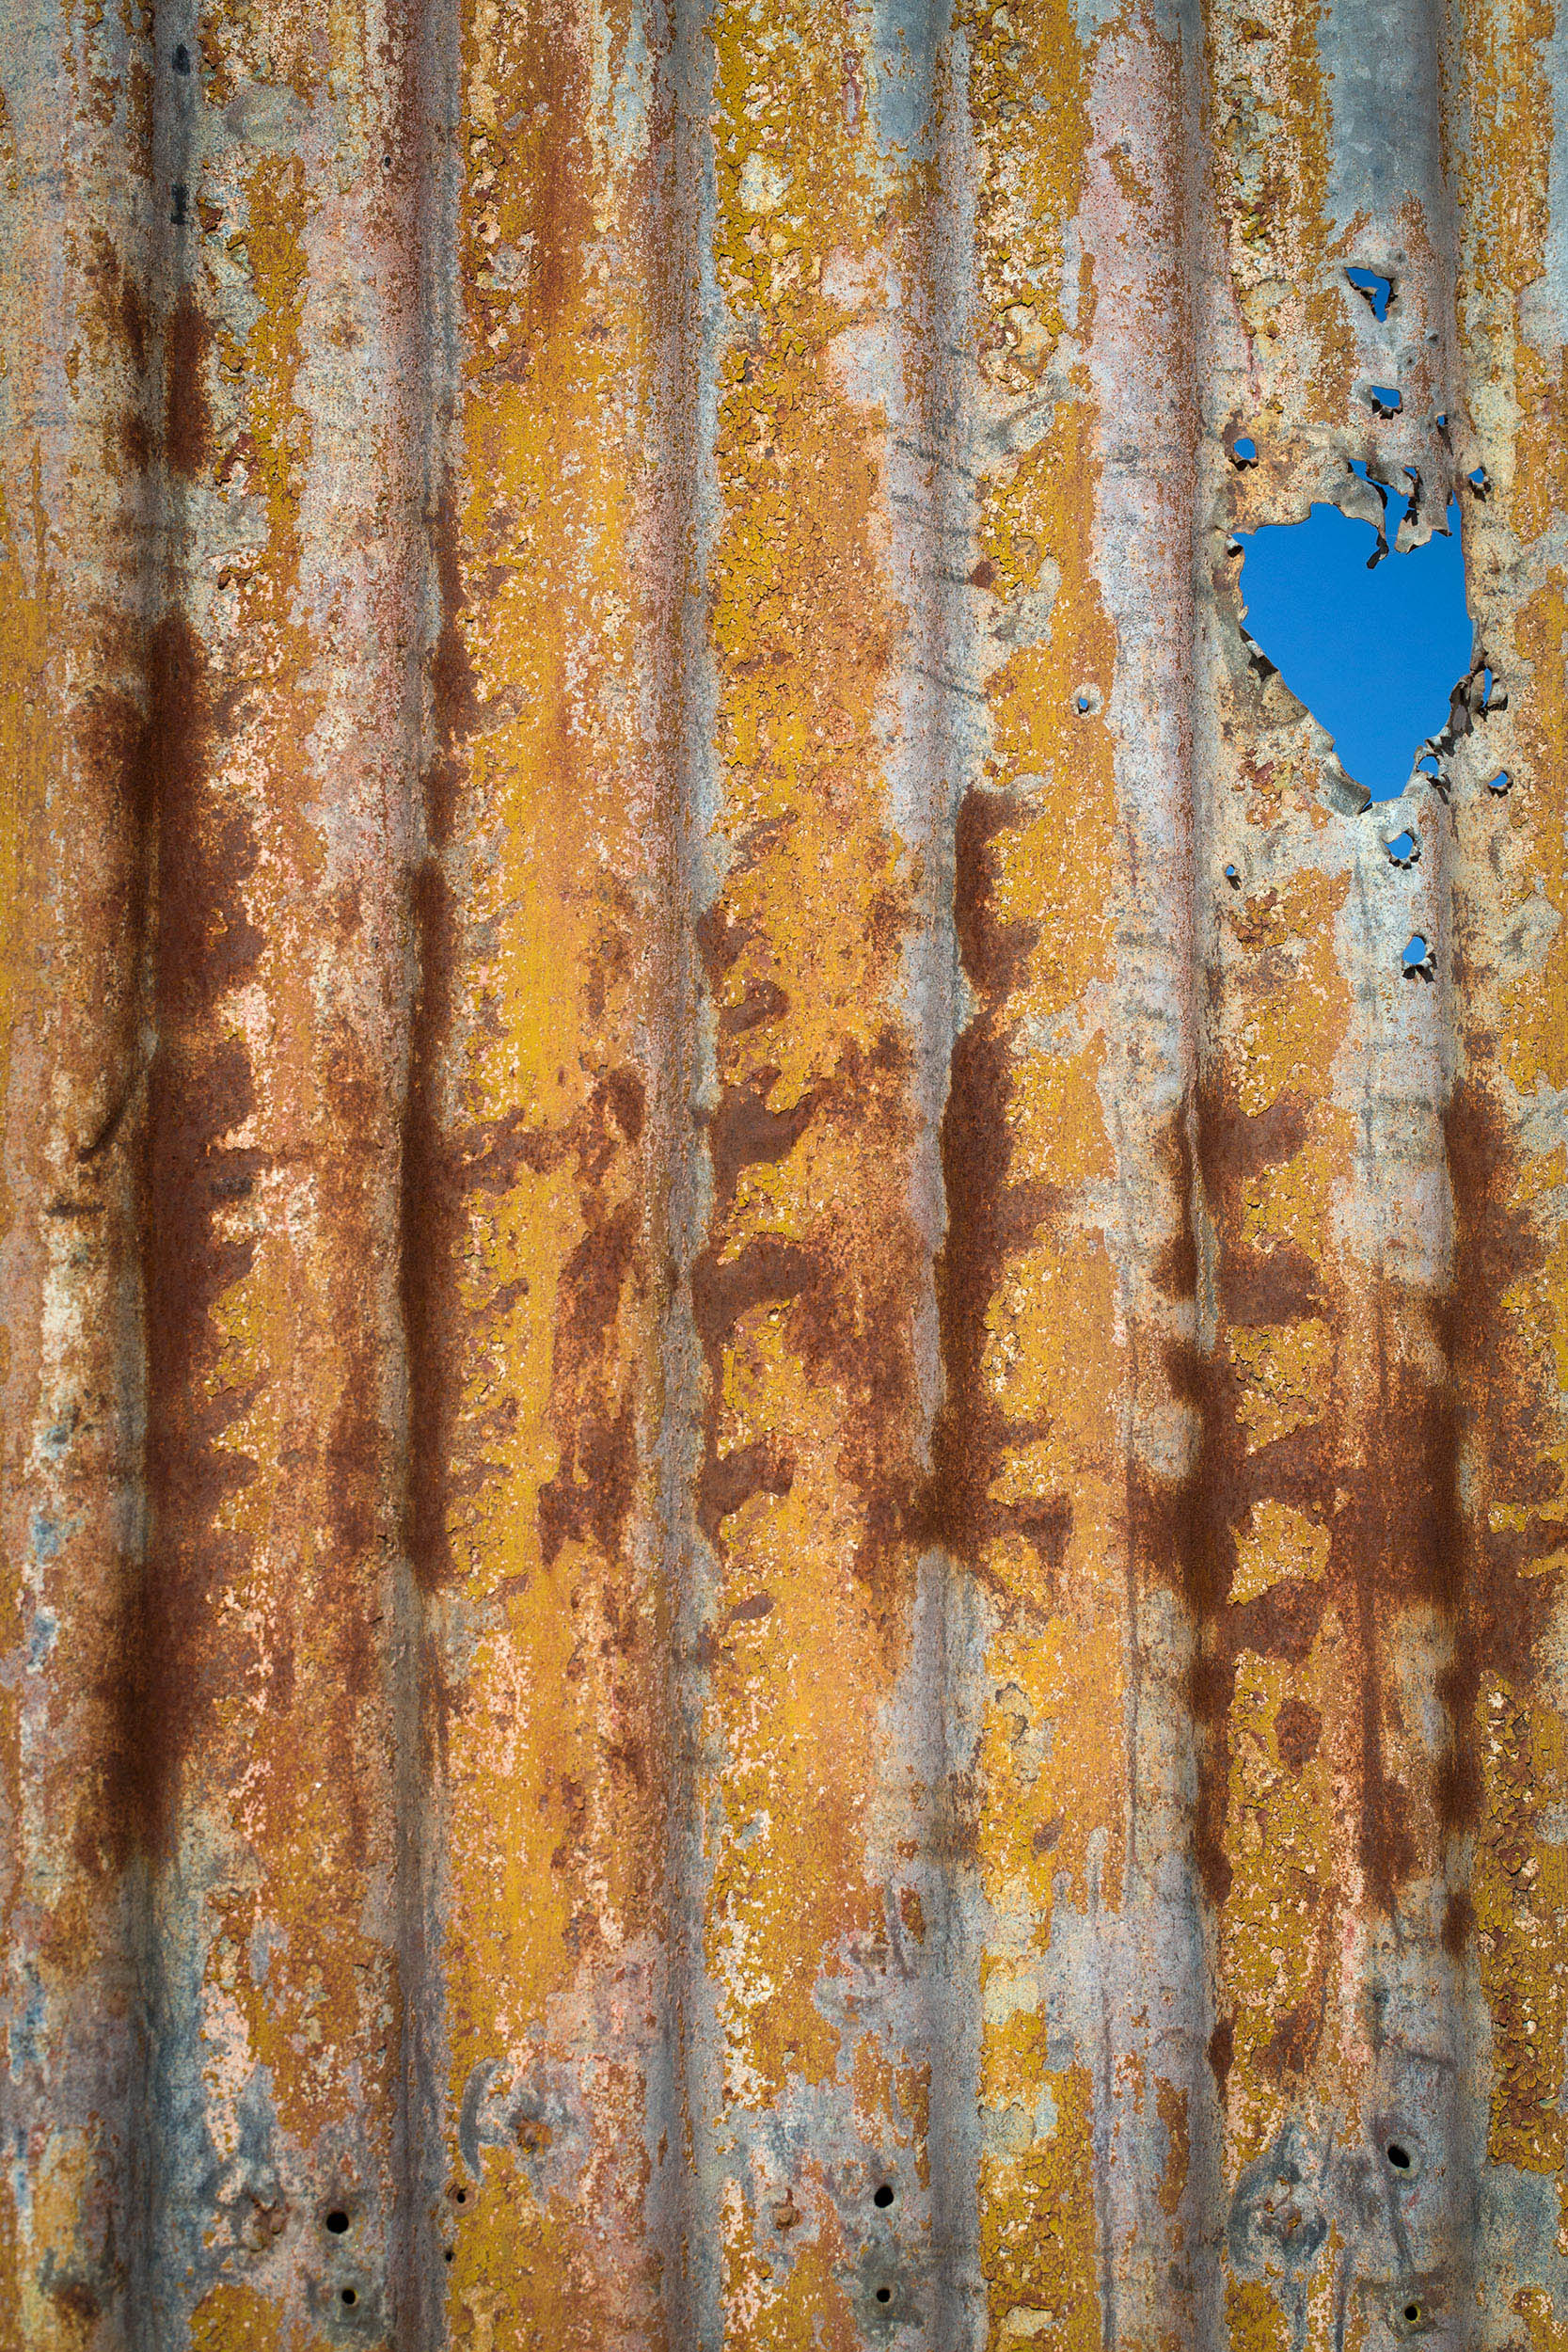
325,2210 -> 350,2234
1386,2141 -> 1413,2169
341,2287 -> 357,2307
873,2184 -> 894,2209
1404,2305 -> 1420,2324
876,2288 -> 893,2305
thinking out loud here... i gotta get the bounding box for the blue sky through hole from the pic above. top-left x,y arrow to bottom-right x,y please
1236,475 -> 1472,802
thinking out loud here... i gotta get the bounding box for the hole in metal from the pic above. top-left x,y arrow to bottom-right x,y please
1347,266 -> 1393,319
1234,477 -> 1470,801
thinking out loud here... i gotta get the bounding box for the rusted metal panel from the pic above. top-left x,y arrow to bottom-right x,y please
2,0 -> 1567,2344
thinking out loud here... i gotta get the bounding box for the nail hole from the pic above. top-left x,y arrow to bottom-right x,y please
873,2184 -> 894,2209
1386,830 -> 1418,866
1072,684 -> 1101,717
1224,863 -> 1241,887
1486,769 -> 1513,795
1370,383 -> 1403,416
1386,2140 -> 1414,2169
341,2288 -> 357,2307
875,2288 -> 893,2305
1232,435 -> 1258,466
325,2210 -> 350,2234
172,40 -> 191,70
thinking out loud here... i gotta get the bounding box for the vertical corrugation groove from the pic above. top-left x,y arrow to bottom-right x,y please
8,0 -> 1568,2344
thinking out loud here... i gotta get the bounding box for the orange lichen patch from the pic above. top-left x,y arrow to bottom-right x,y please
1205,0 -> 1352,404
979,2048 -> 1101,2352
1219,1632 -> 1339,2164
958,0 -> 1090,380
1511,340 -> 1568,543
1005,1034 -> 1113,1192
1241,1136 -> 1336,1266
419,0 -> 669,2336
1516,2285 -> 1568,2352
1502,572 -> 1568,1094
1229,869 -> 1350,1116
0,463 -> 48,1323
980,1613 -> 1126,1932
187,2280 -> 292,2352
1473,1677 -> 1568,2177
1226,2273 -> 1291,2352
986,1228 -> 1117,1456
721,2173 -> 857,2352
1458,0 -> 1553,315
709,0 -> 871,317
1230,1500 -> 1330,1609
217,159 -> 310,634
1227,1317 -> 1332,1451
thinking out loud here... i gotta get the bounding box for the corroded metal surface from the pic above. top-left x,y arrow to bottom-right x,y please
2,0 -> 1566,2344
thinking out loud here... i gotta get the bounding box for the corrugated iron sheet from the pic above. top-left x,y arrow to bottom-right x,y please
2,0 -> 1566,2342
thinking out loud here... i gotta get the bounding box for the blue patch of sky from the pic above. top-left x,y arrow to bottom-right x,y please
1346,265 -> 1392,320
1235,465 -> 1472,802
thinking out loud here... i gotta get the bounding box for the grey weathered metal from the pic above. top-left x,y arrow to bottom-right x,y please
1,0 -> 1564,2344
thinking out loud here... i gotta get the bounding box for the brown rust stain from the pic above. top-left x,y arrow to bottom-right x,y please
110,612 -> 263,1853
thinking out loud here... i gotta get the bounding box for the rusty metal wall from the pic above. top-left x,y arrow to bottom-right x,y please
1,0 -> 1565,2343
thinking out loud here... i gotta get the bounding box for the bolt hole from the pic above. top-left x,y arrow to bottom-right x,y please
873,2184 -> 894,2209
325,2210 -> 350,2234
452,2187 -> 467,2204
1486,770 -> 1513,795
341,2287 -> 357,2308
875,2288 -> 893,2305
1404,2305 -> 1421,2324
1469,466 -> 1490,498
1231,435 -> 1258,467
1386,2140 -> 1414,2169
1224,862 -> 1241,888
1370,383 -> 1403,417
1386,830 -> 1418,866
